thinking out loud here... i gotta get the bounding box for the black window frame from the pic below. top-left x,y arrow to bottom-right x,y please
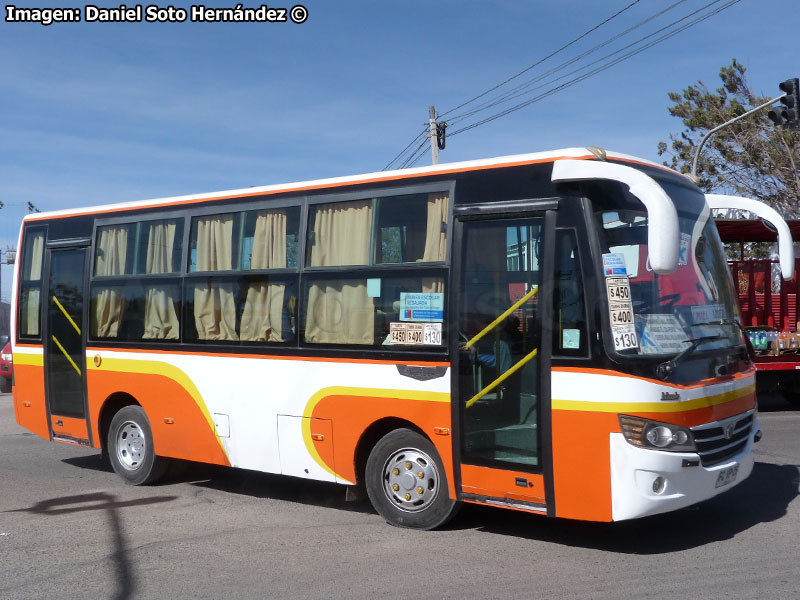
83,181 -> 454,357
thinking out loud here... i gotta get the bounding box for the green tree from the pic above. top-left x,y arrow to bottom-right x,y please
658,59 -> 800,218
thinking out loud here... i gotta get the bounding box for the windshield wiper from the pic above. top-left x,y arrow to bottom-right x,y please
690,318 -> 754,357
690,318 -> 740,330
656,335 -> 727,380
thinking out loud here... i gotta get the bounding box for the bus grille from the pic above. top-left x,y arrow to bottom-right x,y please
690,411 -> 754,467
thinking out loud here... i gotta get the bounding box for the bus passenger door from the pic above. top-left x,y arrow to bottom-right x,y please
452,208 -> 554,515
43,246 -> 91,446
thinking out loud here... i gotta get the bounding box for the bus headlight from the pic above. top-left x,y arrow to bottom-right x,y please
619,415 -> 695,452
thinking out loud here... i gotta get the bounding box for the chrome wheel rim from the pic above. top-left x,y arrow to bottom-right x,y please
115,421 -> 145,471
382,448 -> 440,512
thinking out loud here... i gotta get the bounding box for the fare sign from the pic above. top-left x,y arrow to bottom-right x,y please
605,276 -> 638,351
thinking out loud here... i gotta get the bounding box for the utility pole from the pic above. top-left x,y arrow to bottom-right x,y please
429,105 -> 439,165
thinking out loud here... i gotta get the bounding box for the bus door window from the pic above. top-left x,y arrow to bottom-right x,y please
459,217 -> 543,468
553,229 -> 588,356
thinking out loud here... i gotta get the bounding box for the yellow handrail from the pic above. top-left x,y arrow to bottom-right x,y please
464,285 -> 538,350
51,335 -> 81,376
465,348 -> 538,409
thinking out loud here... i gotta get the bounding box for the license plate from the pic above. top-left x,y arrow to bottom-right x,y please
715,464 -> 739,488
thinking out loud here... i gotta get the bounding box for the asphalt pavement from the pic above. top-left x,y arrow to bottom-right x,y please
0,391 -> 798,600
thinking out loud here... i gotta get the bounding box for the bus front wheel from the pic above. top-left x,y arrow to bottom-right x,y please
107,405 -> 169,485
365,428 -> 459,529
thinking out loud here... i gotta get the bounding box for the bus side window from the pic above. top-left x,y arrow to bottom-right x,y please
553,230 -> 588,356
91,218 -> 184,342
302,275 -> 446,347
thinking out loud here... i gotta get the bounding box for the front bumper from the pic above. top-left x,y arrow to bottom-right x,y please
609,418 -> 758,521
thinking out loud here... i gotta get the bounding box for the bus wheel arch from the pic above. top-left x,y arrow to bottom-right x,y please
98,392 -> 141,460
354,417 -> 423,487
100,394 -> 169,485
361,424 -> 459,529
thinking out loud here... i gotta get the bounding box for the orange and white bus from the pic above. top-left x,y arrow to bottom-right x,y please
10,148 -> 791,529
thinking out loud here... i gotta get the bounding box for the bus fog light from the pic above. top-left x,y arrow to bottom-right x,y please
652,476 -> 667,494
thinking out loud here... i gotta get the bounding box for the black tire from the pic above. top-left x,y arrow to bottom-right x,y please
107,405 -> 169,485
365,428 -> 459,529
0,377 -> 10,394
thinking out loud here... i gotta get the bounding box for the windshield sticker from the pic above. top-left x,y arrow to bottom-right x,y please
367,278 -> 381,298
399,293 -> 444,322
679,233 -> 691,266
610,245 -> 640,278
635,314 -> 691,354
691,304 -> 725,323
562,328 -> 581,349
388,322 -> 442,345
602,253 -> 627,277
605,276 -> 638,350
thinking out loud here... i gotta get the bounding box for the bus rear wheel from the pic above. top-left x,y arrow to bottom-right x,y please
365,428 -> 459,530
107,405 -> 169,485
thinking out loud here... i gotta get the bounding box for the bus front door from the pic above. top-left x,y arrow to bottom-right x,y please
453,209 -> 553,515
43,246 -> 91,446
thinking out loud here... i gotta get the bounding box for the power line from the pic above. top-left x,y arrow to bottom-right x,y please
383,127 -> 429,171
444,0 -> 688,125
385,0 -> 740,169
385,0 -> 645,170
398,138 -> 430,169
438,0 -> 643,120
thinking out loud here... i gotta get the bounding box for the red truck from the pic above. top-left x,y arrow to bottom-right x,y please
1,339 -> 11,394
716,218 -> 800,404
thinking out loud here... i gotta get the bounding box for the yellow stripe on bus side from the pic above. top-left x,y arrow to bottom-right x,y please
12,352 -> 44,367
552,382 -> 755,414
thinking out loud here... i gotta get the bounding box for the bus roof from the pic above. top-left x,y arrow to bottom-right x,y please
715,218 -> 800,243
22,148 -> 677,223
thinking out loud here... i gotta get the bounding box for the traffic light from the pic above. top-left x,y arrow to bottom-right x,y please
769,78 -> 800,130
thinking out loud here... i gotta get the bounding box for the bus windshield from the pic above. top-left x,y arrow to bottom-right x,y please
596,179 -> 741,357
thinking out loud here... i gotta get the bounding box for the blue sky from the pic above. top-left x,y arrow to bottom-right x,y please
0,0 -> 794,301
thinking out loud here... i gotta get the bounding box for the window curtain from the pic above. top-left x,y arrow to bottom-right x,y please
193,215 -> 238,341
22,232 -> 45,336
422,192 -> 449,293
305,200 -> 375,344
92,226 -> 128,337
143,220 -> 180,340
240,210 -> 287,342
